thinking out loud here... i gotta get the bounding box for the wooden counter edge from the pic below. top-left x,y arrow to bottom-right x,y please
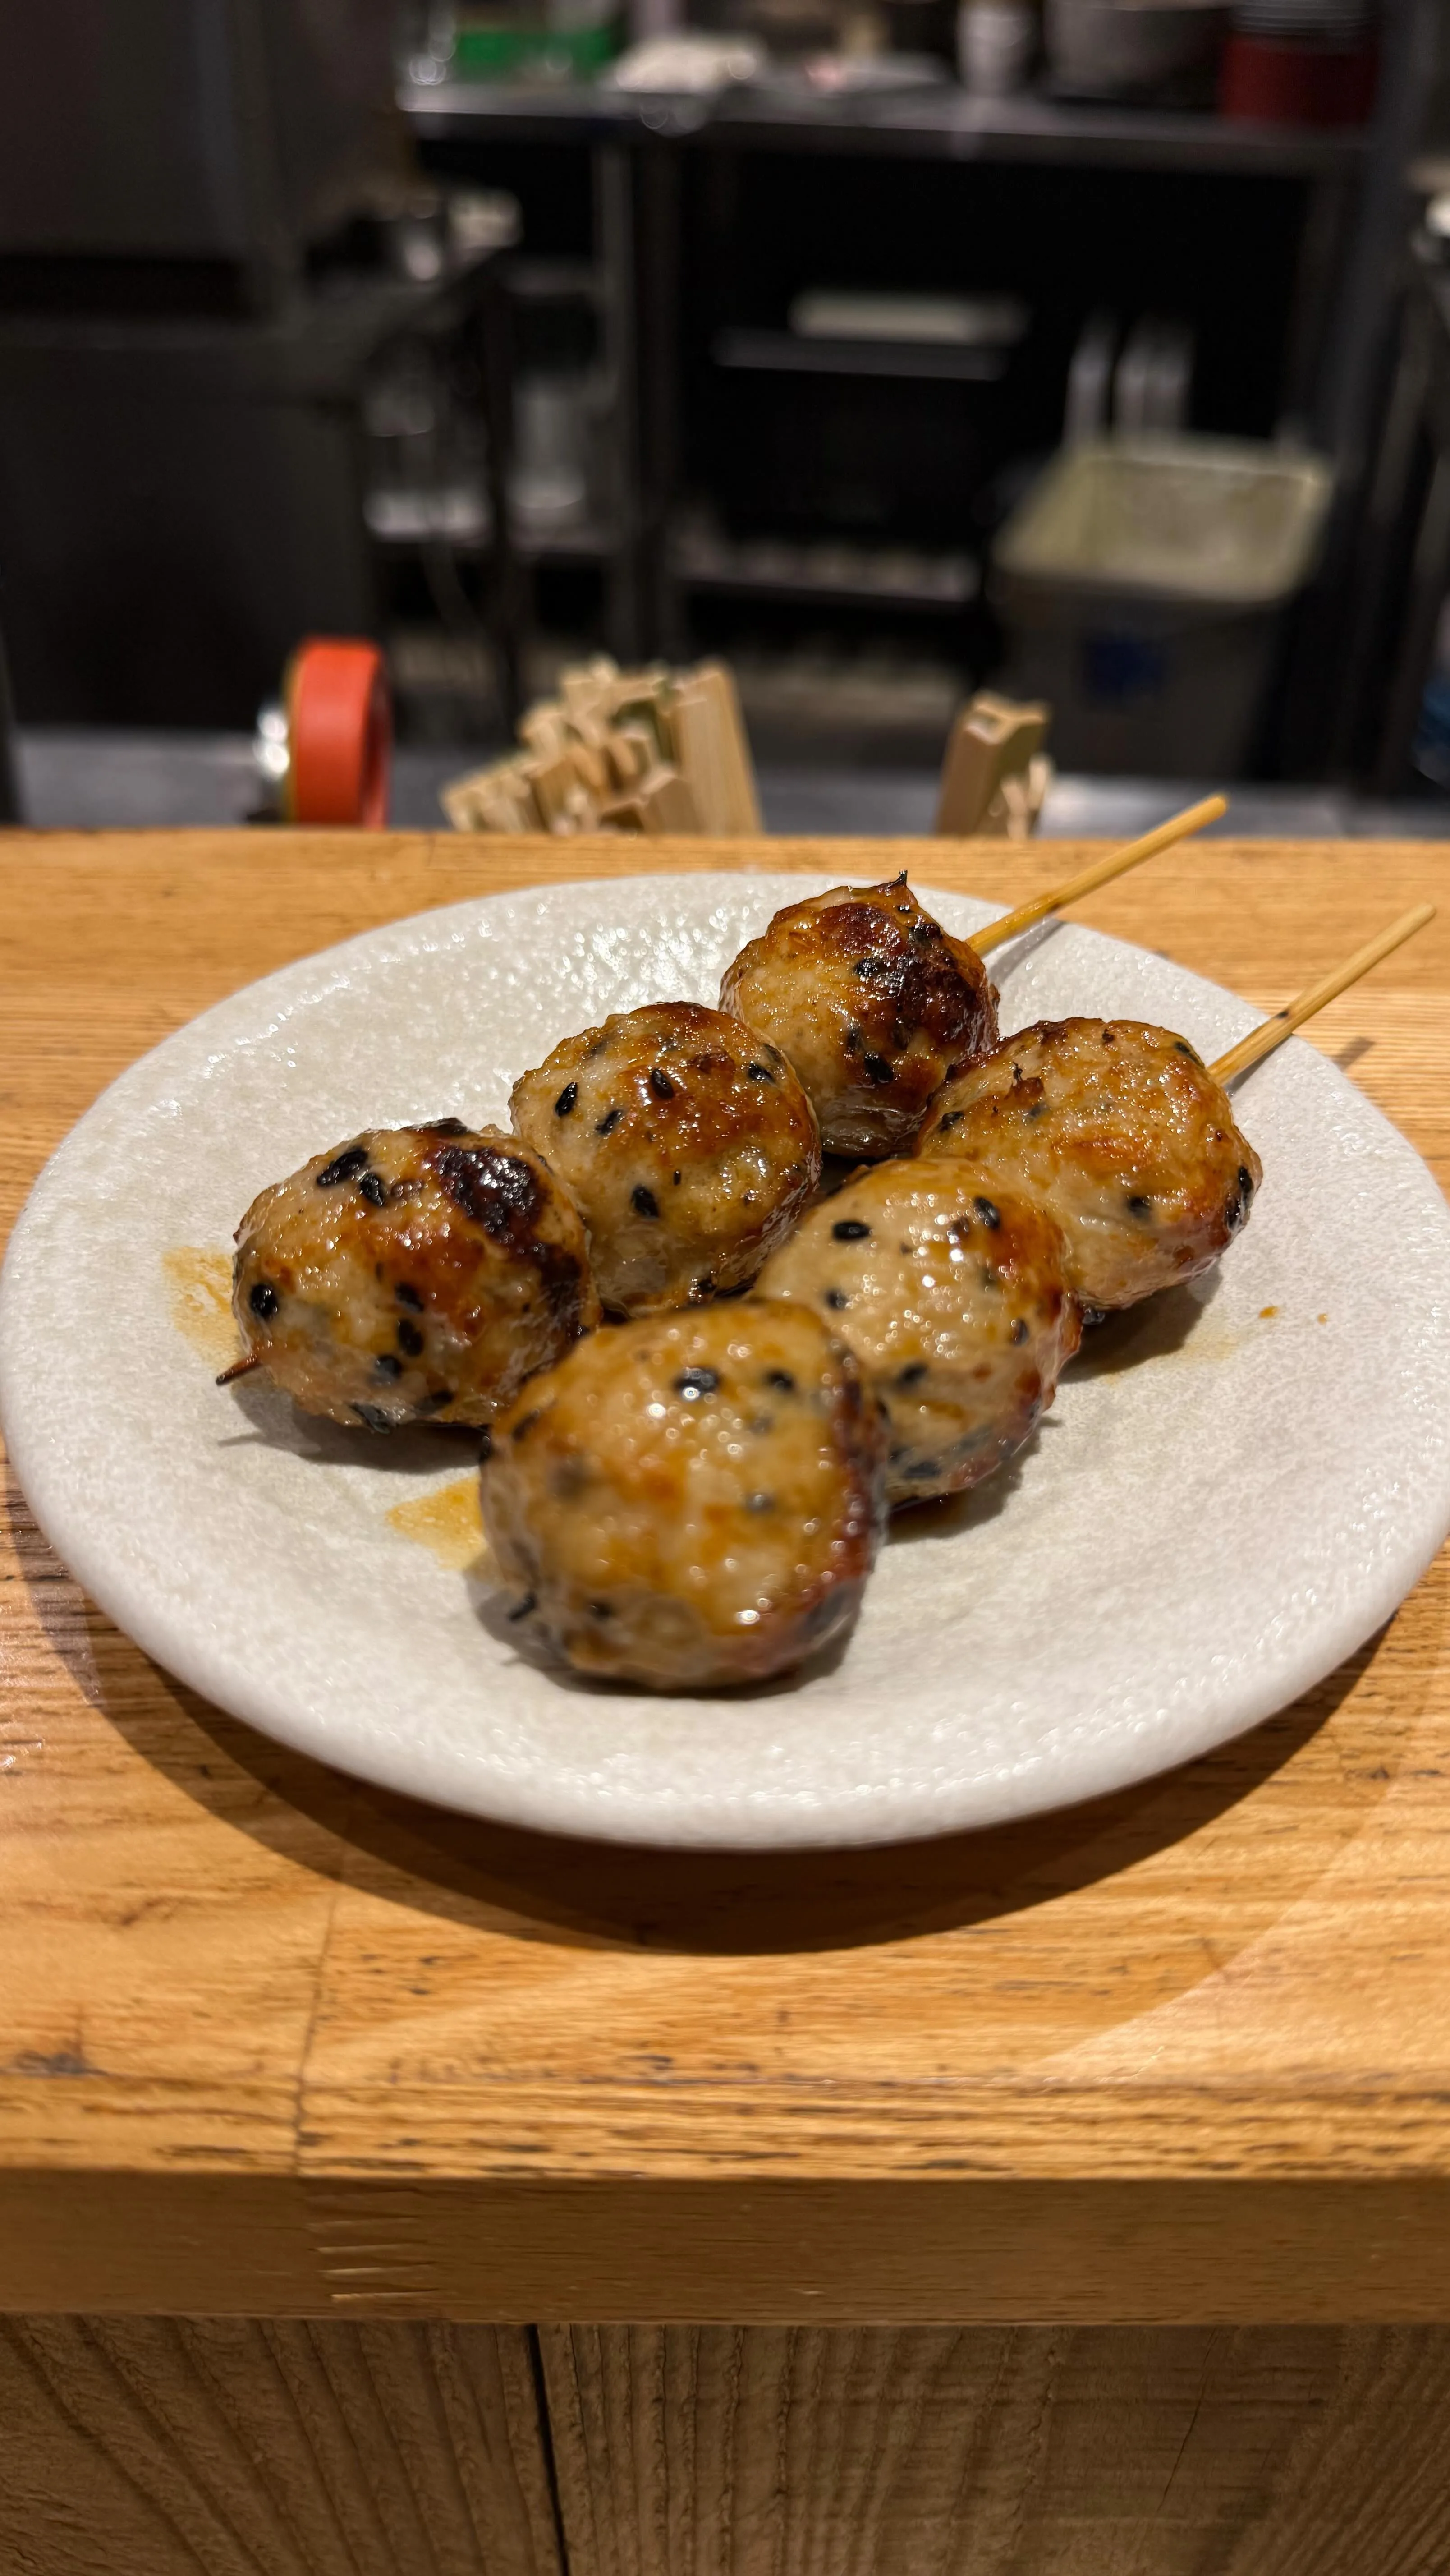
7,2171 -> 1450,2322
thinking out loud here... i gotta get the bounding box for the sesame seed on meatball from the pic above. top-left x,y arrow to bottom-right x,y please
509,1001 -> 820,1317
757,1159 -> 1080,1507
917,1019 -> 1262,1312
720,876 -> 998,1159
231,1122 -> 599,1431
480,1298 -> 888,1688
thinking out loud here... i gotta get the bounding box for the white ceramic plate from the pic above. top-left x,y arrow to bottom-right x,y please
4,871 -> 1450,1850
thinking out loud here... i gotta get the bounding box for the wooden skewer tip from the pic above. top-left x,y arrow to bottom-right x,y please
216,1352 -> 263,1386
972,792 -> 1229,958
1211,902 -> 1435,1086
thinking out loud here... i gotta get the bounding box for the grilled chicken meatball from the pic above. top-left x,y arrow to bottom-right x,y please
509,1002 -> 819,1317
918,1018 -> 1262,1313
720,874 -> 998,1159
232,1121 -> 599,1431
757,1159 -> 1080,1506
481,1299 -> 887,1688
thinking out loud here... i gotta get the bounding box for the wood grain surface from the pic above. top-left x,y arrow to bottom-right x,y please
10,2309 -> 1450,2574
540,2324 -> 1450,2576
0,2316 -> 560,2576
5,828 -> 1450,2322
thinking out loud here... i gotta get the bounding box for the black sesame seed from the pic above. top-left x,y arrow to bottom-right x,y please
746,1061 -> 775,1082
938,1110 -> 964,1131
1102,1028 -> 1117,1046
691,1275 -> 716,1300
417,1117 -> 469,1136
507,1592 -> 537,1622
863,1054 -> 895,1086
632,1184 -> 660,1219
909,920 -> 939,946
832,1218 -> 871,1242
418,1388 -> 454,1414
316,1144 -> 368,1188
649,1067 -> 675,1101
596,1107 -> 624,1136
396,1282 -> 424,1310
764,1369 -> 796,1394
673,1170 -> 682,1186
824,1288 -> 848,1310
1125,1193 -> 1152,1216
897,1362 -> 928,1386
674,1367 -> 720,1399
248,1279 -> 279,1320
973,1196 -> 1001,1229
511,1409 -> 541,1442
375,1353 -> 403,1380
1010,1319 -> 1029,1345
554,1081 -> 578,1117
350,1401 -> 393,1432
478,1424 -> 493,1460
744,1492 -> 774,1513
902,1459 -> 939,1481
358,1170 -> 388,1206
588,1599 -> 614,1619
398,1320 -> 424,1357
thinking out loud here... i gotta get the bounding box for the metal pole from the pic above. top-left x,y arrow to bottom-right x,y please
594,143 -> 645,665
0,616 -> 22,825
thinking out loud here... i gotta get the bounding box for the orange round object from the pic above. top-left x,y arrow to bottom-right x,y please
284,638 -> 391,827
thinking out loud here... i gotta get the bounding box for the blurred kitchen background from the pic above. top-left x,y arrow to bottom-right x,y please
2,0 -> 1450,836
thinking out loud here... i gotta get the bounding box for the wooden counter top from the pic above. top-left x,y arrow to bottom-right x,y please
4,828 -> 1450,2325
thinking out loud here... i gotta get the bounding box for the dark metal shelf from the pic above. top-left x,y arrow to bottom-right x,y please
712,325 -> 1009,381
671,518 -> 979,609
366,502 -> 615,565
516,519 -> 614,562
499,255 -> 601,302
404,76 -> 1368,176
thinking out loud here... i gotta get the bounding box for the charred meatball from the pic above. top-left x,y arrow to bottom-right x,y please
232,1121 -> 599,1430
509,1001 -> 820,1317
758,1159 -> 1079,1506
719,874 -> 998,1159
481,1299 -> 887,1688
918,1019 -> 1262,1312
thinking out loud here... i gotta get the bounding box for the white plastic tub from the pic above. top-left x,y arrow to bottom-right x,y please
991,435 -> 1333,776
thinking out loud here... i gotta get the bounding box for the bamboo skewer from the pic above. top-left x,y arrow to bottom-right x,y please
971,794 -> 1229,958
1211,903 -> 1435,1086
216,1352 -> 262,1386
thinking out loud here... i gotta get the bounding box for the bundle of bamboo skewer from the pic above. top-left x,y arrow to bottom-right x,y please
441,655 -> 762,838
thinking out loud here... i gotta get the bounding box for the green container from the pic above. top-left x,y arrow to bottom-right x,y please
452,18 -> 619,77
